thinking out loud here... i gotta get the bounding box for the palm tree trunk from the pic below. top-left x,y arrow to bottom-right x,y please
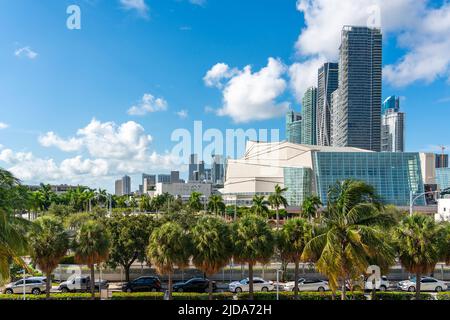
294,260 -> 299,300
249,263 -> 254,300
168,272 -> 173,300
276,207 -> 279,228
90,264 -> 95,300
208,279 -> 213,301
46,271 -> 51,299
416,272 -> 421,300
341,278 -> 347,300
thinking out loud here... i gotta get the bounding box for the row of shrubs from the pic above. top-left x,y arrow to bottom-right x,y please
0,291 -> 436,301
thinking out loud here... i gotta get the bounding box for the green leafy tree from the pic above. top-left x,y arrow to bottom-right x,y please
0,168 -> 31,280
191,216 -> 232,299
302,180 -> 396,300
268,185 -> 288,228
188,192 -> 204,212
139,194 -> 152,213
107,213 -> 154,282
232,214 -> 274,300
277,218 -> 312,299
394,214 -> 445,299
74,220 -> 110,299
29,216 -> 69,299
207,195 -> 226,216
301,195 -> 322,221
147,221 -> 192,300
251,195 -> 270,218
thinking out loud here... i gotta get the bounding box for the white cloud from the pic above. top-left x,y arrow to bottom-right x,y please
176,110 -> 188,119
293,0 -> 450,89
38,132 -> 83,152
204,58 -> 290,123
14,47 -> 38,59
289,56 -> 326,102
1,119 -> 180,185
203,63 -> 239,88
120,0 -> 149,16
0,122 -> 9,130
127,93 -> 168,116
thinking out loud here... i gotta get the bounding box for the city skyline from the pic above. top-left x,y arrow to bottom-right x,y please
1,0 -> 450,192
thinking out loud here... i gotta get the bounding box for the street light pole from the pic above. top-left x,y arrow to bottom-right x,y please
22,269 -> 26,301
276,270 -> 283,301
410,190 -> 440,216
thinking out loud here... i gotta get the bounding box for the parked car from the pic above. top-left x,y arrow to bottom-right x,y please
283,278 -> 329,292
58,274 -> 108,293
173,278 -> 216,293
347,275 -> 390,292
3,278 -> 46,295
398,276 -> 447,292
122,276 -> 161,293
228,277 -> 274,293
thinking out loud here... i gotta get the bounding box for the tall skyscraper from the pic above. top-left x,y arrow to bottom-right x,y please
301,87 -> 318,145
333,26 -> 382,152
122,175 -> 131,195
170,171 -> 180,183
114,179 -> 123,196
381,108 -> 405,152
158,174 -> 171,183
382,95 -> 400,115
286,110 -> 302,144
142,174 -> 156,188
317,62 -> 339,146
436,154 -> 449,168
212,154 -> 225,185
189,154 -> 198,181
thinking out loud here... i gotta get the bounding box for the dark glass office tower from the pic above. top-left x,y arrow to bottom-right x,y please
333,26 -> 382,152
317,62 -> 338,146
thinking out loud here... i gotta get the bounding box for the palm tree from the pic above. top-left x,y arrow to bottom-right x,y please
232,214 -> 274,300
302,180 -> 396,300
191,216 -> 232,300
277,218 -> 312,299
301,195 -> 322,221
268,185 -> 288,228
0,168 -> 31,280
251,195 -> 270,218
139,194 -> 152,213
394,214 -> 445,299
74,220 -> 110,299
29,216 -> 69,299
207,195 -> 225,216
147,221 -> 192,300
188,192 -> 204,212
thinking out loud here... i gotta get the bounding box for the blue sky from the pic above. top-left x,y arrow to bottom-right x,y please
0,0 -> 449,191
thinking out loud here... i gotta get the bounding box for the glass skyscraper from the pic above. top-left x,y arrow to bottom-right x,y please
286,110 -> 302,144
317,62 -> 339,146
301,87 -> 317,145
437,168 -> 450,190
381,108 -> 405,152
333,26 -> 382,152
382,96 -> 400,115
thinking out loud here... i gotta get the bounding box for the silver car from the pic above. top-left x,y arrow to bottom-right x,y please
3,278 -> 47,295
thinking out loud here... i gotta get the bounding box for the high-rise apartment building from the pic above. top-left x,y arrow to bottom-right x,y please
158,174 -> 171,184
381,108 -> 405,152
189,154 -> 199,182
436,154 -> 449,168
170,171 -> 180,183
115,175 -> 131,196
317,62 -> 339,146
212,154 -> 225,185
286,110 -> 302,144
333,26 -> 382,152
301,87 -> 317,145
382,96 -> 400,114
114,179 -> 123,196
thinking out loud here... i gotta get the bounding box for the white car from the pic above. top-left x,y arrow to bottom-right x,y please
228,277 -> 274,293
3,278 -> 46,295
283,278 -> 329,292
365,276 -> 390,291
398,277 -> 447,292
